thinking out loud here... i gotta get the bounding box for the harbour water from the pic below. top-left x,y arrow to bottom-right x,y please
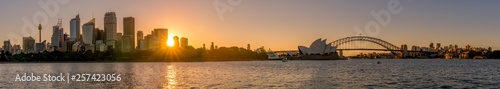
1,59 -> 500,88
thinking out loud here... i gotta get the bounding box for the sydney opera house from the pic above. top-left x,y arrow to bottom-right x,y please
298,38 -> 341,60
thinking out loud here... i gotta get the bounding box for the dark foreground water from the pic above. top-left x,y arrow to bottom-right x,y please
1,59 -> 500,88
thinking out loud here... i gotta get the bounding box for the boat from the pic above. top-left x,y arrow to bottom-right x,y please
282,57 -> 288,62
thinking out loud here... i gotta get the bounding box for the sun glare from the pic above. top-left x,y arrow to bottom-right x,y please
167,34 -> 175,47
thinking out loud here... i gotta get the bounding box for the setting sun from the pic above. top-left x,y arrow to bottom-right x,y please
167,34 -> 175,47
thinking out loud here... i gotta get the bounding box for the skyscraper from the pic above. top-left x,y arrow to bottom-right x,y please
137,31 -> 143,49
153,28 -> 168,48
104,12 -> 117,49
116,33 -> 122,52
180,37 -> 188,47
51,25 -> 63,47
23,37 -> 35,52
3,39 -> 11,53
173,36 -> 179,47
123,17 -> 135,50
121,35 -> 132,52
82,18 -> 95,45
70,14 -> 81,42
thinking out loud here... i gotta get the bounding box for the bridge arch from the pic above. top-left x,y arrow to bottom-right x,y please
329,36 -> 401,53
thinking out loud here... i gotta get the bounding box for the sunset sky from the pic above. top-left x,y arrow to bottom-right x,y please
1,0 -> 500,54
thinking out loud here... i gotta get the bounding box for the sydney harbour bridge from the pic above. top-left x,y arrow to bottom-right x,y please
330,36 -> 436,58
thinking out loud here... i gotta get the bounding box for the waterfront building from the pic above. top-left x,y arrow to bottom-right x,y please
153,28 -> 168,49
82,18 -> 96,45
95,28 -> 105,41
34,40 -> 46,52
3,40 -> 11,53
95,40 -> 107,52
123,17 -> 135,50
180,37 -> 188,47
116,33 -> 122,52
298,38 -> 337,55
70,14 -> 81,42
137,31 -> 143,49
105,12 -> 117,49
51,25 -> 63,48
23,37 -> 35,52
13,44 -> 21,54
173,36 -> 179,47
139,39 -> 146,50
121,35 -> 132,52
61,41 -> 74,52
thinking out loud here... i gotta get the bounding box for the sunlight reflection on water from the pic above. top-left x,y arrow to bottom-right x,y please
1,60 -> 500,88
164,65 -> 177,89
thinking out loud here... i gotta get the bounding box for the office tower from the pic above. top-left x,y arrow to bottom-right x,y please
105,12 -> 117,49
3,39 -> 12,53
153,28 -> 168,48
70,14 -> 81,41
12,45 -> 21,53
180,37 -> 188,47
137,31 -> 143,49
35,41 -> 46,52
95,28 -> 105,41
121,35 -> 132,52
173,36 -> 179,47
51,25 -> 63,47
123,17 -> 135,50
23,37 -> 35,52
247,44 -> 251,50
116,33 -> 122,52
82,18 -> 95,45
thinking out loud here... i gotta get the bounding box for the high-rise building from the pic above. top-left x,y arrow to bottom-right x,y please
51,25 -> 63,48
70,14 -> 81,42
12,45 -> 21,54
180,37 -> 188,47
123,17 -> 135,50
137,31 -> 143,49
23,37 -> 36,52
121,35 -> 132,52
153,28 -> 168,48
3,39 -> 12,53
173,36 -> 179,47
34,40 -> 46,52
116,33 -> 122,52
95,28 -> 105,41
104,12 -> 117,49
82,18 -> 96,45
